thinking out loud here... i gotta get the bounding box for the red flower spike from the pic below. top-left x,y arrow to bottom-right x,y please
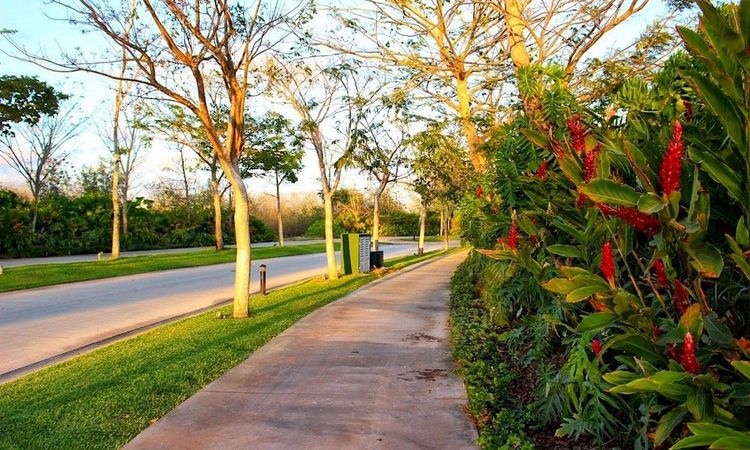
660,121 -> 684,197
596,203 -> 661,236
508,220 -> 518,250
536,160 -> 548,180
674,280 -> 690,314
582,144 -> 601,182
653,260 -> 668,287
681,332 -> 702,374
566,114 -> 588,154
601,242 -> 615,286
591,338 -> 603,356
475,185 -> 484,199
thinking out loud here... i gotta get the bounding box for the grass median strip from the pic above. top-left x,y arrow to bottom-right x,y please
0,243 -> 339,293
0,248 -> 459,450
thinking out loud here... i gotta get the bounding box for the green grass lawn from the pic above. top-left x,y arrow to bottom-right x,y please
0,248 -> 458,450
0,243 -> 339,293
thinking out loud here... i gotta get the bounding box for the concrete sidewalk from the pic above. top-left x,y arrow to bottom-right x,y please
126,251 -> 477,450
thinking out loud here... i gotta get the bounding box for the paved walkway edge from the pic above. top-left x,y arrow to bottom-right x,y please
126,250 -> 477,450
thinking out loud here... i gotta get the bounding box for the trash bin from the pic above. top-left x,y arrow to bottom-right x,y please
370,250 -> 384,269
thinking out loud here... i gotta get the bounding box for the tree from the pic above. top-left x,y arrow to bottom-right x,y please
331,0 -> 506,173
242,112 -> 304,247
410,122 -> 470,253
0,75 -> 67,134
78,160 -> 112,195
149,105 -> 229,251
350,93 -> 411,251
8,0 -> 304,317
115,111 -> 146,236
0,98 -> 82,232
266,59 -> 361,280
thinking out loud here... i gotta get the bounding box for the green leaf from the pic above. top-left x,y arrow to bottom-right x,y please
688,146 -> 746,208
671,435 -> 721,449
685,242 -> 725,278
696,0 -> 744,53
704,313 -> 735,348
607,333 -> 666,367
580,179 -> 640,207
732,361 -> 750,380
547,244 -> 582,258
577,312 -> 616,332
737,217 -> 749,246
729,253 -> 750,281
710,436 -> 750,449
557,156 -> 583,184
520,128 -> 549,149
684,71 -> 747,151
542,278 -> 578,294
602,370 -> 639,385
638,193 -> 667,214
566,285 -> 606,303
655,406 -> 688,446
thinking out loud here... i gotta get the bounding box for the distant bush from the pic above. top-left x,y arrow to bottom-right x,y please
0,189 -> 275,258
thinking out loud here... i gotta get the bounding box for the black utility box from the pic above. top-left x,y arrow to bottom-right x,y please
370,250 -> 384,269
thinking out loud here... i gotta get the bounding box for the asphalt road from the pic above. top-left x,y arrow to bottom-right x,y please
0,240 -> 325,268
0,242 -> 448,382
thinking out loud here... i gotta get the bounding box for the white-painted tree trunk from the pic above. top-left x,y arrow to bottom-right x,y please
324,193 -> 338,280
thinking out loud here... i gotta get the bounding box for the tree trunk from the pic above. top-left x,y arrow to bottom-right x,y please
443,206 -> 449,251
439,206 -> 444,238
372,192 -> 381,251
418,199 -> 426,257
121,181 -> 129,236
456,75 -> 486,173
223,162 -> 250,318
31,198 -> 39,234
111,152 -> 121,259
210,176 -> 224,251
275,172 -> 284,247
323,192 -> 338,280
180,146 -> 190,206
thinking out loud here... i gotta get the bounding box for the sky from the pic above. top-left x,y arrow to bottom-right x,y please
0,0 -> 673,208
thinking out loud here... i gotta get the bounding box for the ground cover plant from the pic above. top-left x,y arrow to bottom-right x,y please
458,2 -> 750,448
0,248 -> 455,449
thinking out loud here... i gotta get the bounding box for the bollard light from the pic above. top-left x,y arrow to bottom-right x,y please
259,264 -> 267,295
97,251 -> 103,261
0,264 -> 3,275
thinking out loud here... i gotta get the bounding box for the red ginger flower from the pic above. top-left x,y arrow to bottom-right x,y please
536,160 -> 548,180
681,332 -> 702,374
674,280 -> 690,314
566,114 -> 588,154
596,203 -> 662,236
576,144 -> 602,208
508,220 -> 518,250
653,259 -> 668,287
591,338 -> 603,356
601,242 -> 615,286
475,185 -> 484,198
583,144 -> 601,181
660,121 -> 684,197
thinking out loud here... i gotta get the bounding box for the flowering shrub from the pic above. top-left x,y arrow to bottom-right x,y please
465,1 -> 750,447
